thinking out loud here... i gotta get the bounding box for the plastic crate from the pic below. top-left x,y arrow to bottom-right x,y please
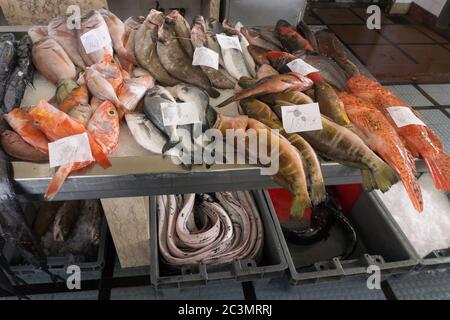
150,190 -> 288,289
4,203 -> 107,285
264,191 -> 419,286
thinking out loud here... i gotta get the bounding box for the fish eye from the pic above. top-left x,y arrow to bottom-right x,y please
108,109 -> 116,115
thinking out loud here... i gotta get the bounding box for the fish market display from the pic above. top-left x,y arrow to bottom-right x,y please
157,192 -> 263,267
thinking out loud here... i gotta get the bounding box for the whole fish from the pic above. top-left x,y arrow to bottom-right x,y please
315,29 -> 360,78
125,113 -> 167,154
88,55 -> 124,92
248,45 -> 269,66
256,64 -> 279,80
0,33 -> 16,102
68,103 -> 93,126
76,10 -> 114,66
339,92 -> 423,212
190,23 -> 236,89
275,20 -> 314,52
241,27 -> 281,51
315,82 -> 350,126
166,10 -> 194,58
56,80 -> 79,105
240,98 -> 326,205
217,31 -> 251,81
85,67 -> 124,112
270,102 -> 398,193
0,129 -> 48,162
213,114 -> 311,217
347,75 -> 450,192
217,72 -> 314,108
33,202 -> 62,240
118,75 -> 154,113
4,108 -> 49,153
134,10 -> 179,86
99,9 -> 137,64
157,22 -> 219,98
48,16 -> 86,69
204,29 -> 225,68
27,26 -> 48,44
250,27 -> 283,49
297,21 -> 319,52
53,201 -> 82,241
32,37 -> 76,85
3,35 -> 34,113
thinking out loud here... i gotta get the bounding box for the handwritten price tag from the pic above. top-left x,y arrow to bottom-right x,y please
80,24 -> 112,54
161,102 -> 201,126
48,133 -> 94,168
281,103 -> 323,133
216,34 -> 242,51
387,106 -> 426,128
287,59 -> 319,75
192,47 -> 219,70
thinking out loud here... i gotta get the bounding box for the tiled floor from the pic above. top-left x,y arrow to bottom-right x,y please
329,25 -> 389,44
313,8 -> 364,25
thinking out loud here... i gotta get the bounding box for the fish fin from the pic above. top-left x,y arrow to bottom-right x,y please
426,127 -> 445,151
361,169 -> 377,192
290,195 -> 310,219
86,133 -> 111,169
310,181 -> 326,206
207,87 -> 220,99
45,164 -> 74,201
423,152 -> 450,192
372,162 -> 398,193
399,173 -> 424,212
162,140 -> 180,154
216,96 -> 236,108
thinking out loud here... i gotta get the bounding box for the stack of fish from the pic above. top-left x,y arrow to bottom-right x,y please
157,191 -> 263,267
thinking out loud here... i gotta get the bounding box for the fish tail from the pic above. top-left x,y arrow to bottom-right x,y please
206,87 -> 220,99
45,164 -> 73,201
423,152 -> 450,192
216,95 -> 236,108
372,161 -> 398,193
290,195 -> 311,219
399,173 -> 424,212
310,180 -> 326,206
361,169 -> 377,192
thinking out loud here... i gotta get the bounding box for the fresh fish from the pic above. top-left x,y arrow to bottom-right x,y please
118,75 -> 154,113
347,75 -> 450,192
166,10 -> 194,58
219,37 -> 251,82
207,18 -> 223,35
99,9 -> 137,64
157,22 -> 219,98
3,35 -> 34,113
250,27 -> 283,49
33,202 -> 62,240
76,10 -> 113,66
339,92 -> 423,212
213,114 -> 311,217
53,201 -> 81,242
238,32 -> 257,78
85,67 -> 124,112
58,83 -> 89,114
297,21 -> 319,52
240,98 -> 326,205
315,29 -> 360,78
315,82 -> 350,127
134,10 -> 179,86
4,108 -> 49,153
0,33 -> 16,102
260,89 -> 313,106
32,37 -> 76,85
122,16 -> 143,71
68,103 -> 93,126
125,113 -> 167,154
248,45 -> 269,66
217,72 -> 314,108
241,27 -> 281,51
56,80 -> 79,105
256,64 -> 279,80
27,26 -> 48,44
0,130 -> 48,162
190,23 -> 236,89
265,50 -> 297,72
275,20 -> 314,52
48,16 -> 86,69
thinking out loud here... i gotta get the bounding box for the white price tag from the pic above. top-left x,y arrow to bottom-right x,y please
216,34 -> 242,51
192,47 -> 219,70
287,59 -> 319,75
80,24 -> 112,54
281,103 -> 323,133
387,106 -> 426,128
161,102 -> 201,126
48,133 -> 94,168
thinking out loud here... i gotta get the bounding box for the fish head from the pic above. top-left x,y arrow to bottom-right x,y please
88,101 -> 119,154
81,10 -> 104,30
275,19 -> 292,32
48,16 -> 67,32
191,25 -> 207,48
157,22 -> 173,44
166,10 -> 181,25
1,129 -> 18,143
193,16 -> 206,29
147,9 -> 165,27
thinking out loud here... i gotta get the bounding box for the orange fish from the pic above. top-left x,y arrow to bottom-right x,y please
277,26 -> 314,53
347,76 -> 450,192
58,84 -> 89,114
339,92 -> 423,212
44,101 -> 120,200
4,108 -> 49,153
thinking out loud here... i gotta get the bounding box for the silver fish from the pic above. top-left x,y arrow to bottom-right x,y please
125,113 -> 167,154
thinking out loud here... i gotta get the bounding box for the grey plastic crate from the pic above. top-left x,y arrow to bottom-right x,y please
264,191 -> 419,286
150,190 -> 288,289
4,203 -> 107,285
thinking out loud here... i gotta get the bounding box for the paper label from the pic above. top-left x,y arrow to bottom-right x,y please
287,59 -> 319,75
216,34 -> 242,51
192,47 -> 219,70
48,133 -> 94,168
281,103 -> 323,133
80,24 -> 112,54
161,102 -> 201,126
387,106 -> 426,128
